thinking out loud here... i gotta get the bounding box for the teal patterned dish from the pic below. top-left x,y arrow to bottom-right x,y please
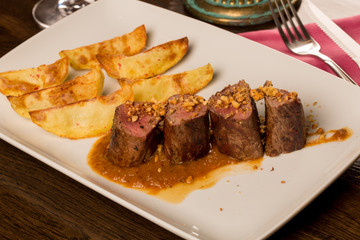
185,0 -> 301,26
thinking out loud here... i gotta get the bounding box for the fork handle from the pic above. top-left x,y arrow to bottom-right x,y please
315,52 -> 358,86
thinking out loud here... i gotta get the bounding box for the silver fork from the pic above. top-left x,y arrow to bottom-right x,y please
268,0 -> 358,85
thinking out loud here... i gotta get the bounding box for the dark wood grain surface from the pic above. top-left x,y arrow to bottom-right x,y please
1,0 -> 359,239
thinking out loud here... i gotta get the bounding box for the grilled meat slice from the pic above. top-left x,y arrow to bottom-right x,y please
208,80 -> 263,160
262,81 -> 306,156
163,94 -> 210,164
107,101 -> 165,167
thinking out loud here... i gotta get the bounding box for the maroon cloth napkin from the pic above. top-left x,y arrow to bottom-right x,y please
238,15 -> 360,85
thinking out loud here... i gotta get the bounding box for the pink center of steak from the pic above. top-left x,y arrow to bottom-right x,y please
208,80 -> 253,120
166,94 -> 208,124
116,100 -> 166,138
208,103 -> 252,121
118,109 -> 158,138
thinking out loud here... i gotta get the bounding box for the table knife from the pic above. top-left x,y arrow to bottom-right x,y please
303,0 -> 360,69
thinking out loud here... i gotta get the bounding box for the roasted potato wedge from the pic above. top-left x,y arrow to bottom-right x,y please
0,57 -> 68,96
59,25 -> 147,70
97,37 -> 189,79
7,67 -> 104,119
29,84 -> 133,139
119,63 -> 213,102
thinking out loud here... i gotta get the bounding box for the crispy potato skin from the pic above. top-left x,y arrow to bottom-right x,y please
119,63 -> 213,102
29,85 -> 133,139
59,25 -> 147,70
0,57 -> 68,96
7,67 -> 104,118
97,37 -> 189,79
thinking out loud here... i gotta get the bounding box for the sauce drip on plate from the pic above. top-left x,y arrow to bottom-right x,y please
306,127 -> 352,147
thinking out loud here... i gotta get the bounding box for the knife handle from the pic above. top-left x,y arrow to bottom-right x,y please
315,52 -> 358,86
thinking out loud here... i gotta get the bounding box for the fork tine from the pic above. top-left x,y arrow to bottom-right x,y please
280,0 -> 303,40
286,0 -> 311,40
270,0 -> 297,42
268,0 -> 291,44
272,0 -> 297,43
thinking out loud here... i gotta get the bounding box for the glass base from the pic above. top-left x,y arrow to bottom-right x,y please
32,0 -> 65,28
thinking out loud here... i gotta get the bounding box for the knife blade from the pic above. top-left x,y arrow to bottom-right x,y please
303,0 -> 360,69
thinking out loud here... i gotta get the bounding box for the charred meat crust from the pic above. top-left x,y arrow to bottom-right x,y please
264,89 -> 306,157
106,101 -> 164,167
163,94 -> 210,164
208,80 -> 263,160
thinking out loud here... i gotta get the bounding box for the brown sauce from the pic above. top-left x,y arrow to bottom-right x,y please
88,134 -> 262,203
88,127 -> 352,203
306,127 -> 352,147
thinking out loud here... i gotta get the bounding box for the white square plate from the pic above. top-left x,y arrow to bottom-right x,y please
1,0 -> 360,239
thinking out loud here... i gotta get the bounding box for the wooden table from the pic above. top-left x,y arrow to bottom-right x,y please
1,0 -> 359,239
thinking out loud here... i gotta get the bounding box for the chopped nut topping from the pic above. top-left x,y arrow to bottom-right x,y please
231,101 -> 240,108
182,101 -> 195,107
186,176 -> 193,184
125,100 -> 166,122
250,81 -> 298,103
220,95 -> 229,104
250,88 -> 264,101
168,95 -> 206,112
209,80 -> 250,111
169,99 -> 177,105
260,125 -> 266,134
131,115 -> 138,122
157,144 -> 163,153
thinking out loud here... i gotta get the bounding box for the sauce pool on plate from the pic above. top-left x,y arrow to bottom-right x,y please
88,133 -> 263,203
88,128 -> 351,203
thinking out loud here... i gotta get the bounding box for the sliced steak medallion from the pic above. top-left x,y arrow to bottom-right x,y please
261,81 -> 306,156
107,100 -> 165,167
163,94 -> 210,164
208,80 -> 263,160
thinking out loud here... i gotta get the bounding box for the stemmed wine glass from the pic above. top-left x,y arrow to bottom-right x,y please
32,0 -> 96,28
